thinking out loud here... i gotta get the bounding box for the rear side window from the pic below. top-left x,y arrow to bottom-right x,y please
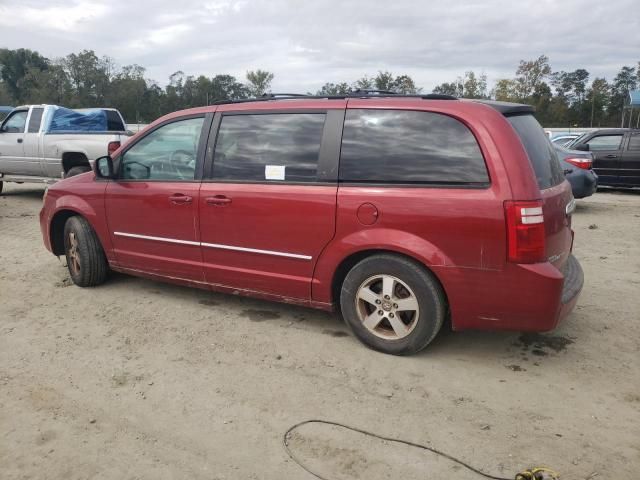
212,113 -> 326,183
628,135 -> 640,151
507,114 -> 564,190
28,108 -> 44,133
105,110 -> 125,131
339,109 -> 489,184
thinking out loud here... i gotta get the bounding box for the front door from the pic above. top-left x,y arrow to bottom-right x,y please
583,133 -> 624,185
105,115 -> 209,282
620,133 -> 640,187
199,109 -> 343,301
0,109 -> 28,175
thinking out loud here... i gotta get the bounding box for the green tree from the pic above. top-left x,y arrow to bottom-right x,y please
492,78 -> 518,102
62,50 -> 112,106
586,78 -> 609,127
316,82 -> 351,95
19,62 -> 71,104
0,48 -> 49,102
246,69 -> 274,97
608,65 -> 637,125
433,81 -> 461,97
514,55 -> 552,100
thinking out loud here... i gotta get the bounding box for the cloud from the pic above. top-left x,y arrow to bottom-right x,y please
1,0 -> 638,93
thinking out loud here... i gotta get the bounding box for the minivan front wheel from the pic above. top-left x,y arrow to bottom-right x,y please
63,216 -> 108,287
340,254 -> 445,355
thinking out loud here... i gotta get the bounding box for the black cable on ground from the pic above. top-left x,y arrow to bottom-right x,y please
283,419 -> 559,480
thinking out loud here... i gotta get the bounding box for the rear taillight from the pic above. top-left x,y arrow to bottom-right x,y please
107,141 -> 121,155
565,157 -> 592,170
505,200 -> 546,264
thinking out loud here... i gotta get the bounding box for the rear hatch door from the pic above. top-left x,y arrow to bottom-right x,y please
507,114 -> 574,271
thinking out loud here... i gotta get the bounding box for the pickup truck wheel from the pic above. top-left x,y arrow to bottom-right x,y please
65,166 -> 92,178
63,216 -> 108,287
340,254 -> 445,355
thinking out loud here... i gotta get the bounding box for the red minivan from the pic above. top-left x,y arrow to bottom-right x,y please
39,93 -> 583,355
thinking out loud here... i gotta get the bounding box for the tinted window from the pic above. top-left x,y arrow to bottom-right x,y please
1,110 -> 28,133
120,117 -> 204,181
339,109 -> 489,184
507,114 -> 564,190
105,110 -> 125,131
212,113 -> 325,182
28,108 -> 44,133
586,134 -> 623,150
628,135 -> 640,151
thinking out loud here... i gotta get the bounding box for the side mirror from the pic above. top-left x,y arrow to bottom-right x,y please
94,155 -> 114,179
574,143 -> 589,152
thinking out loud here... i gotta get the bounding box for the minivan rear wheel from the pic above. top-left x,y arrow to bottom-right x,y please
340,254 -> 445,355
63,216 -> 108,287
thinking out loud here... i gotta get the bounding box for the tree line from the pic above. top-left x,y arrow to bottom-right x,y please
1,48 -> 638,127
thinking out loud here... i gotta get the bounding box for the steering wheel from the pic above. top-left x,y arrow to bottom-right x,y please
169,149 -> 196,179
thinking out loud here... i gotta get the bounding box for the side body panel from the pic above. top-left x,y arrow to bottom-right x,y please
104,181 -> 203,281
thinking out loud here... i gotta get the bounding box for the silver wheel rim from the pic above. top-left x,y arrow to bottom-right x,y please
355,274 -> 419,340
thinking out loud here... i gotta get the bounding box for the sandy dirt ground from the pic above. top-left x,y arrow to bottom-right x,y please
1,182 -> 639,480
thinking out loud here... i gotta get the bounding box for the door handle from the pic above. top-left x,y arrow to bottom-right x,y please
169,194 -> 193,205
205,195 -> 232,206
17,138 -> 23,143
605,154 -> 618,159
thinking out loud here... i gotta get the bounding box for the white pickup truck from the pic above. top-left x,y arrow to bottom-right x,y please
0,104 -> 132,193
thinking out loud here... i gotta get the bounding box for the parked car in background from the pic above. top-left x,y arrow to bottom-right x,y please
0,105 -> 131,194
566,128 -> 640,188
40,94 -> 583,355
551,133 -> 582,147
554,144 -> 597,198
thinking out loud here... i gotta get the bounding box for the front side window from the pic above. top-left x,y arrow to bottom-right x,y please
339,109 -> 489,184
212,113 -> 326,182
586,134 -> 623,151
1,110 -> 28,133
120,117 -> 204,181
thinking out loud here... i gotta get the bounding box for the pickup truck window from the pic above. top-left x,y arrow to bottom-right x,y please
105,110 -> 126,131
586,134 -> 623,150
28,108 -> 44,133
120,117 -> 204,181
1,110 -> 28,133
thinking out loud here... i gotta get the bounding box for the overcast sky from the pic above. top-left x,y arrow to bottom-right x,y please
1,0 -> 639,93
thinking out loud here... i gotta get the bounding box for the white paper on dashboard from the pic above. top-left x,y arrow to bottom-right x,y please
265,165 -> 286,180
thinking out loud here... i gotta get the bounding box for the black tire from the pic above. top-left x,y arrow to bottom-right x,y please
0,181 -> 3,195
65,166 -> 91,178
340,254 -> 446,355
63,216 -> 108,287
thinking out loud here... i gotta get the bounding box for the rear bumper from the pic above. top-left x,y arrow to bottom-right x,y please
567,170 -> 598,199
435,254 -> 584,332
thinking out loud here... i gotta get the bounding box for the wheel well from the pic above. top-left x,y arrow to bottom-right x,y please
62,152 -> 89,174
330,249 -> 450,313
50,210 -> 79,255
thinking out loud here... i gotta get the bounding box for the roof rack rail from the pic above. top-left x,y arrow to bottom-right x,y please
261,93 -> 308,98
209,91 -> 458,106
351,88 -> 398,96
